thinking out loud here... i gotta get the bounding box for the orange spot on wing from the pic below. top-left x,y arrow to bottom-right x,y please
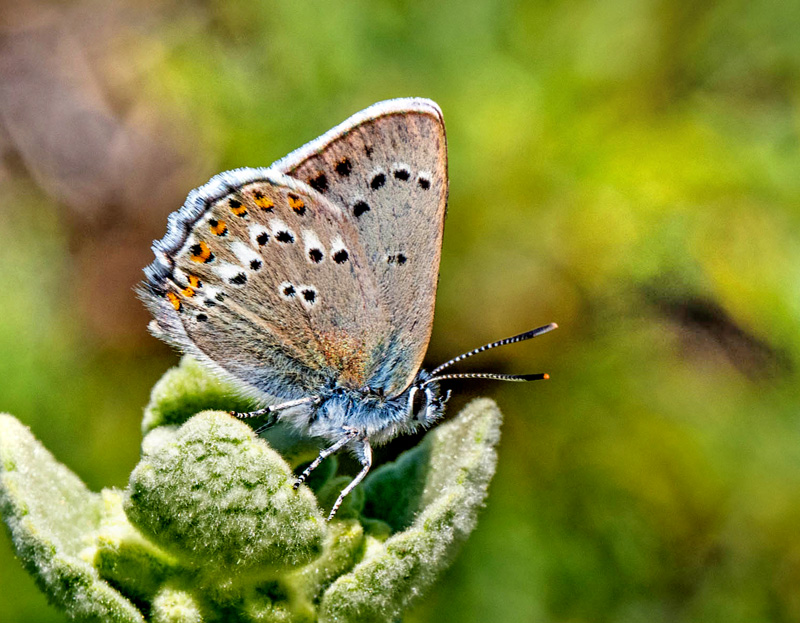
181,286 -> 195,297
209,219 -> 228,236
288,193 -> 305,213
189,241 -> 213,263
166,292 -> 182,311
253,191 -> 275,211
229,198 -> 247,216
187,275 -> 202,288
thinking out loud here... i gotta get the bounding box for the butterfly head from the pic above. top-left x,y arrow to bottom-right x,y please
404,373 -> 448,428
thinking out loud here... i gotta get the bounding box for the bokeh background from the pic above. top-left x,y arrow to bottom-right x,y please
2,0 -> 799,621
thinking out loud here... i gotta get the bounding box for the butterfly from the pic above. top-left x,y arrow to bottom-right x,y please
140,98 -> 556,519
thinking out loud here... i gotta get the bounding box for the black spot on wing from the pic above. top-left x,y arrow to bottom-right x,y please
335,158 -> 352,176
387,254 -> 408,265
309,173 -> 328,193
353,201 -> 370,217
371,173 -> 386,190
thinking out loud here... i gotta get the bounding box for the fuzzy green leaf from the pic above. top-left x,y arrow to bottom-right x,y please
92,488 -> 180,601
150,585 -> 204,623
142,356 -> 257,434
144,357 -> 327,471
290,519 -> 366,605
124,410 -> 326,573
2,379 -> 502,622
319,398 -> 502,623
0,414 -> 144,622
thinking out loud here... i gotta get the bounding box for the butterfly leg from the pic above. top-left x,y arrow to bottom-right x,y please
231,396 -> 320,434
293,428 -> 358,490
327,439 -> 372,521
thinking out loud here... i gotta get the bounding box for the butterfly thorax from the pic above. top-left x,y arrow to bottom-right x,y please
304,373 -> 444,445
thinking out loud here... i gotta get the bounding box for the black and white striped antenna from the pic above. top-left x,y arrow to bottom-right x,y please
423,322 -> 557,386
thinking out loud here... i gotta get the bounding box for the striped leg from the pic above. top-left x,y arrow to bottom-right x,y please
231,396 -> 320,434
293,429 -> 358,490
327,439 -> 372,521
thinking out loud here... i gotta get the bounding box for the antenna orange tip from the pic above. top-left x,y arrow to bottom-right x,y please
543,373 -> 550,380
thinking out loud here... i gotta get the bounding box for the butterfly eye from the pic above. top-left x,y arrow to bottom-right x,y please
407,386 -> 427,421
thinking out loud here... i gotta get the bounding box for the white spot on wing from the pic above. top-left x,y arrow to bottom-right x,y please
173,266 -> 190,284
298,284 -> 318,309
279,281 -> 296,300
417,170 -> 432,190
392,162 -> 412,179
215,262 -> 248,286
203,286 -> 223,304
270,218 -> 295,243
302,229 -> 326,264
249,224 -> 270,247
330,236 -> 348,256
180,234 -> 199,257
270,218 -> 292,235
230,241 -> 262,267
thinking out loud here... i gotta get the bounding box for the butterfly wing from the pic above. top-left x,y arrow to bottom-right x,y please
274,98 -> 448,397
141,168 -> 391,402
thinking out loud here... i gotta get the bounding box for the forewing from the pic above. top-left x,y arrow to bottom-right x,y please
141,168 -> 390,401
274,98 -> 448,397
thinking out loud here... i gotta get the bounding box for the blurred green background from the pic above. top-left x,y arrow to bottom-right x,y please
1,0 -> 799,621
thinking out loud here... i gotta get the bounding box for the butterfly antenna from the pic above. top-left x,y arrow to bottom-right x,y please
423,372 -> 549,386
428,322 -> 558,377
